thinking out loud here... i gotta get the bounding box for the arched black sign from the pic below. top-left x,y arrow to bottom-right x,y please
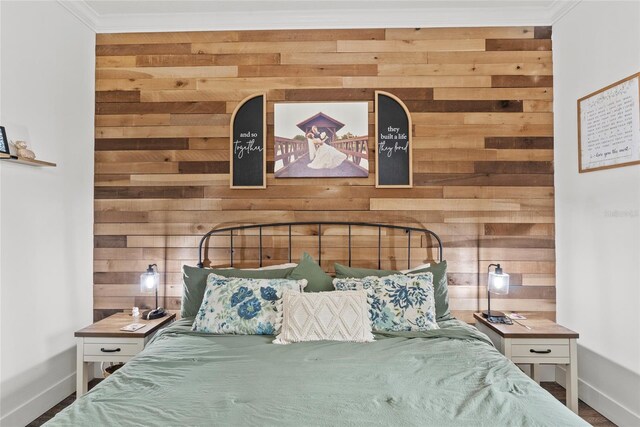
375,91 -> 413,188
230,93 -> 266,188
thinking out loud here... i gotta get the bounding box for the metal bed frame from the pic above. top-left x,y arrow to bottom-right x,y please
197,221 -> 442,269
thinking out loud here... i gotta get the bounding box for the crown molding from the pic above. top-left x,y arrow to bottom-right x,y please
57,1 -> 582,33
56,1 -> 100,31
549,0 -> 583,24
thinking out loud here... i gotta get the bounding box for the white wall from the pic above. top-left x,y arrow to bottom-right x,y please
0,1 -> 95,425
553,1 -> 640,425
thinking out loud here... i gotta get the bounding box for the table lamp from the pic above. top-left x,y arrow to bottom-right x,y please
482,263 -> 509,319
140,264 -> 166,320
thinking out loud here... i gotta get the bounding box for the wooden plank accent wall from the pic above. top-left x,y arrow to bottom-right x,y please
94,27 -> 554,323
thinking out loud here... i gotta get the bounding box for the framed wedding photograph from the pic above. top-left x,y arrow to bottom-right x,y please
274,102 -> 369,178
0,126 -> 10,156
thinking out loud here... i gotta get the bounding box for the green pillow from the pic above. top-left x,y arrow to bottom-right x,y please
334,261 -> 452,321
412,261 -> 452,322
334,263 -> 397,278
181,265 -> 295,318
287,252 -> 334,292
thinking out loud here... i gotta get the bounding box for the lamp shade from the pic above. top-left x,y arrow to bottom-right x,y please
488,270 -> 509,295
140,265 -> 159,293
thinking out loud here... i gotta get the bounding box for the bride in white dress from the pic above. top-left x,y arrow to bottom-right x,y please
306,129 -> 347,169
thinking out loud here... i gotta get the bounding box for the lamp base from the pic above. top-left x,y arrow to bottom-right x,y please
482,310 -> 506,318
142,307 -> 166,320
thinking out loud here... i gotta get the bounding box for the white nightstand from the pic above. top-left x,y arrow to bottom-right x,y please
75,311 -> 176,397
473,313 -> 579,414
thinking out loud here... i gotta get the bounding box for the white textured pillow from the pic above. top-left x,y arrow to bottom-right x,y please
258,263 -> 298,270
400,263 -> 431,274
218,263 -> 298,271
273,290 -> 374,345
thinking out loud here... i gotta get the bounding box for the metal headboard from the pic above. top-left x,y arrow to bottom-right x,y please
197,222 -> 442,269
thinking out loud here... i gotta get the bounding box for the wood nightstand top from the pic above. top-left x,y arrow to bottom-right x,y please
473,313 -> 579,339
75,312 -> 176,338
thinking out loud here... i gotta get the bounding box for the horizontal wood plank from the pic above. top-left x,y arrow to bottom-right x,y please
486,39 -> 552,51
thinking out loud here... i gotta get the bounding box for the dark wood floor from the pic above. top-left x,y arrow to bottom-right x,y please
27,381 -> 615,426
541,382 -> 616,426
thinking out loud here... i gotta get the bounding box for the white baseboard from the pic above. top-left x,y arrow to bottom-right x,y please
0,373 -> 75,427
556,366 -> 640,426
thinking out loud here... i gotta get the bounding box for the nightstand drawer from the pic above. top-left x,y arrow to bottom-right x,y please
511,343 -> 570,359
83,340 -> 143,357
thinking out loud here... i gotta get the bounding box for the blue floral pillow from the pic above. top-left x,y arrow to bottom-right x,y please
333,274 -> 438,332
192,274 -> 307,335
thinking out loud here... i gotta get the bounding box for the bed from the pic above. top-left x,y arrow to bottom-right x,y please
48,222 -> 587,426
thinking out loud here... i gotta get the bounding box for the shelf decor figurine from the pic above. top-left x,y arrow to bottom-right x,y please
0,126 -> 10,156
14,140 -> 36,159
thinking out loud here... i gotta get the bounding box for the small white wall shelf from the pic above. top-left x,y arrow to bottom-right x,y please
0,156 -> 56,167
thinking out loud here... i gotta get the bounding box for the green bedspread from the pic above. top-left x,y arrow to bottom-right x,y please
47,319 -> 587,426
